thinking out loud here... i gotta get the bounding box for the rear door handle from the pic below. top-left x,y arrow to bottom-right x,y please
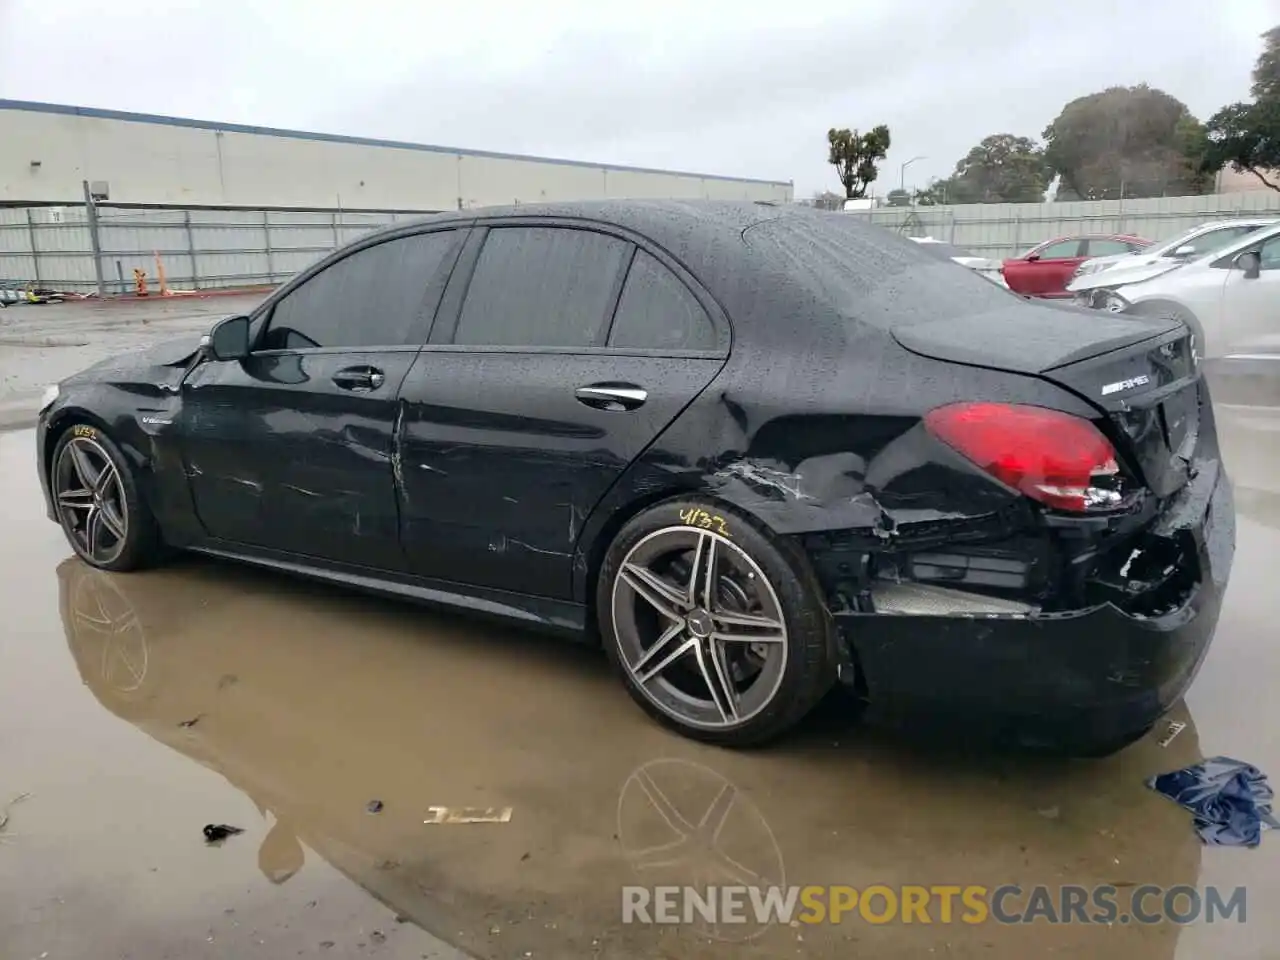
333,366 -> 386,391
575,383 -> 647,411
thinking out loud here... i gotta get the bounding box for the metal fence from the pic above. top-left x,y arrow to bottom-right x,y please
850,191 -> 1280,258
0,202 -> 438,296
8,192 -> 1280,296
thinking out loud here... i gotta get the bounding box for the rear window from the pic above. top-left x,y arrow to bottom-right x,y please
743,213 -> 1015,331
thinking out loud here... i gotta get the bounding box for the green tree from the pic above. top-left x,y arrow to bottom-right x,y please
935,134 -> 1052,204
1043,85 -> 1210,199
1202,26 -> 1280,192
827,125 -> 891,199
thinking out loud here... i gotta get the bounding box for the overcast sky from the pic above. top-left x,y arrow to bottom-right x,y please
2,0 -> 1277,196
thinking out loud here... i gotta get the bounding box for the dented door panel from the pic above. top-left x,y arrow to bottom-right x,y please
180,350 -> 417,569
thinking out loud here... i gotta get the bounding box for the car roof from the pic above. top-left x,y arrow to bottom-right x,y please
1034,233 -> 1147,247
385,198 -> 784,243
382,200 -> 1026,350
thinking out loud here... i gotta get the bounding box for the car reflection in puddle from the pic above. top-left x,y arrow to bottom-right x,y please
57,556 -> 1209,960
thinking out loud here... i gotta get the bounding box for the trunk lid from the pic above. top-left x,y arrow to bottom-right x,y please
892,300 -> 1181,373
894,303 -> 1198,498
1042,325 -> 1201,498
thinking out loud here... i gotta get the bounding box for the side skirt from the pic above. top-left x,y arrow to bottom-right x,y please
188,541 -> 589,638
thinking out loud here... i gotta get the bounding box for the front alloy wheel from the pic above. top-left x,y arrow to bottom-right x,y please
54,434 -> 130,566
51,424 -> 162,572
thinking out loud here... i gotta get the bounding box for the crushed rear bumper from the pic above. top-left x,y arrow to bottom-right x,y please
834,462 -> 1235,753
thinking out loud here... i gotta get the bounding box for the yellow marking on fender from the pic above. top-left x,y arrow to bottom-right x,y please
679,507 -> 731,537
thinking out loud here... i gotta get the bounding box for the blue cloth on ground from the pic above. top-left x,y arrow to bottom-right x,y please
1147,756 -> 1280,847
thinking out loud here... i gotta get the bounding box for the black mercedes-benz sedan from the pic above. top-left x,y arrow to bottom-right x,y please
34,201 -> 1235,754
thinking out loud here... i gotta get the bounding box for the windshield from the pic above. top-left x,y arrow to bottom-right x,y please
1148,222 -> 1269,258
1144,226 -> 1201,257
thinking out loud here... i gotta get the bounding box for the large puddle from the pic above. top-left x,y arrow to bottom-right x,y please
3,406 -> 1280,958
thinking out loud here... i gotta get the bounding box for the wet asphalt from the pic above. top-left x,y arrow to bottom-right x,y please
0,296 -> 268,430
1,300 -> 1279,959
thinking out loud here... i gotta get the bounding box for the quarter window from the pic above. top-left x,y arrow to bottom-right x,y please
608,251 -> 716,351
260,231 -> 460,350
452,227 -> 630,348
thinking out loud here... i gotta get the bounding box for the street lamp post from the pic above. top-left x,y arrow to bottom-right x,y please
899,156 -> 926,193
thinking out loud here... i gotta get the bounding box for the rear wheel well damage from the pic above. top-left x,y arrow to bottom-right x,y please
582,489 -> 856,693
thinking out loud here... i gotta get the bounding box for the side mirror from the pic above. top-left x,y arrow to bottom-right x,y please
1236,251 -> 1262,280
1173,244 -> 1196,257
1026,254 -> 1041,262
209,315 -> 251,361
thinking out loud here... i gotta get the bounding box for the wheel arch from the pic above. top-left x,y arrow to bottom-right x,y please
43,406 -> 154,509
1126,295 -> 1198,318
43,407 -> 115,485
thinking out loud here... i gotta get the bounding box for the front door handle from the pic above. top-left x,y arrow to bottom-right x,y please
332,366 -> 386,392
575,383 -> 647,411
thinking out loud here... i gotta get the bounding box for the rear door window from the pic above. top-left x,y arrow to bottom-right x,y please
260,231 -> 461,350
1034,239 -> 1084,259
1085,239 -> 1138,257
452,227 -> 631,348
608,251 -> 717,351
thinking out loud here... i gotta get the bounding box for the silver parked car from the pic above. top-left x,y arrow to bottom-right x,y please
1069,218 -> 1279,285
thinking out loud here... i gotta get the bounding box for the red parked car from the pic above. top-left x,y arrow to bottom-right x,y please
1002,234 -> 1151,298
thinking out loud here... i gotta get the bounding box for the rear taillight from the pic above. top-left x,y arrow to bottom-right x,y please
924,402 -> 1123,512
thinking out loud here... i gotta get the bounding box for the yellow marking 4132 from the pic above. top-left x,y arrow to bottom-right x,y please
679,507 -> 731,537
71,424 -> 97,439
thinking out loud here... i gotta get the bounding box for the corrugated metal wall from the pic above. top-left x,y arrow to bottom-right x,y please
9,192 -> 1280,295
0,204 -> 425,293
852,192 -> 1280,258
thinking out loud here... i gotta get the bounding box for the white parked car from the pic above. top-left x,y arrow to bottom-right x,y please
1069,217 -> 1279,284
1066,220 -> 1280,362
908,236 -> 1009,288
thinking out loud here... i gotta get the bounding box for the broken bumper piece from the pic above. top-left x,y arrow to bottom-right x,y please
836,465 -> 1235,755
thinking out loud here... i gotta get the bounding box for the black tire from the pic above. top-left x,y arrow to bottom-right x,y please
597,498 -> 836,747
49,422 -> 164,572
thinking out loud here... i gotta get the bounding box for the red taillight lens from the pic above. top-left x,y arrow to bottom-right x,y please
923,402 -> 1122,512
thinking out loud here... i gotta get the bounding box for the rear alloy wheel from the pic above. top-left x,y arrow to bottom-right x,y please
599,500 -> 835,746
51,424 -> 161,572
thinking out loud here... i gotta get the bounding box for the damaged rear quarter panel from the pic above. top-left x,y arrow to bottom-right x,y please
570,325 -> 1101,605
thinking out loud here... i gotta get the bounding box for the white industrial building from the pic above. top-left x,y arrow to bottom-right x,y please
0,100 -> 792,210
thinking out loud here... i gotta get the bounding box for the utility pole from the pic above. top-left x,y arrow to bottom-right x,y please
82,180 -> 107,298
899,156 -> 926,193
